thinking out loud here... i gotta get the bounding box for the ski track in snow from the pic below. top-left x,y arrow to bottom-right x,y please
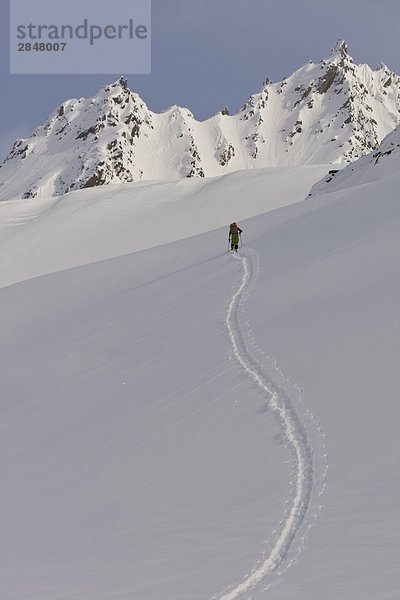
216,249 -> 328,599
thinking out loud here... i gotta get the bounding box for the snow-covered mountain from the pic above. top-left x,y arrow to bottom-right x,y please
1,40 -> 400,201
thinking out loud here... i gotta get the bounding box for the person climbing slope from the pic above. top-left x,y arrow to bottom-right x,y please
229,222 -> 243,252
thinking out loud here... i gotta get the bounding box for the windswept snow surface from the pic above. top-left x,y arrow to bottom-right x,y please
1,164 -> 399,599
0,165 -> 328,287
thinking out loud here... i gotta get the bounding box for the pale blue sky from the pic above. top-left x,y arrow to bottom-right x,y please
1,0 -> 399,160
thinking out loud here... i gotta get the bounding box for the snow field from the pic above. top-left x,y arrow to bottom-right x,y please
0,232 -> 296,599
0,164 -> 329,288
1,157 -> 399,599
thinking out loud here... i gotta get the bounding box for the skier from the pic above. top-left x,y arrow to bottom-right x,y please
229,222 -> 243,252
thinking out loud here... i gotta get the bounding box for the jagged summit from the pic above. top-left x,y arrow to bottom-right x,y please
335,38 -> 348,52
324,39 -> 355,68
331,39 -> 351,58
1,42 -> 400,201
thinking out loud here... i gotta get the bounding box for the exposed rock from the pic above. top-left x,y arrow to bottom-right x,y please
317,65 -> 338,94
219,144 -> 235,166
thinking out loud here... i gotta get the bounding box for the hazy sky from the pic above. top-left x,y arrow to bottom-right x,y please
1,0 -> 399,160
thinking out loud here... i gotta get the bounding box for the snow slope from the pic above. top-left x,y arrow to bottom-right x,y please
1,157 -> 399,599
0,164 -> 328,288
310,123 -> 400,196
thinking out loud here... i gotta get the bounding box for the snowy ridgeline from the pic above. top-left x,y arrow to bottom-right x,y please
1,120 -> 399,599
310,122 -> 400,195
1,40 -> 400,201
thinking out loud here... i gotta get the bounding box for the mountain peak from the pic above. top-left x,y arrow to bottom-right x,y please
102,76 -> 130,98
334,39 -> 348,54
327,38 -> 354,66
107,76 -> 127,88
